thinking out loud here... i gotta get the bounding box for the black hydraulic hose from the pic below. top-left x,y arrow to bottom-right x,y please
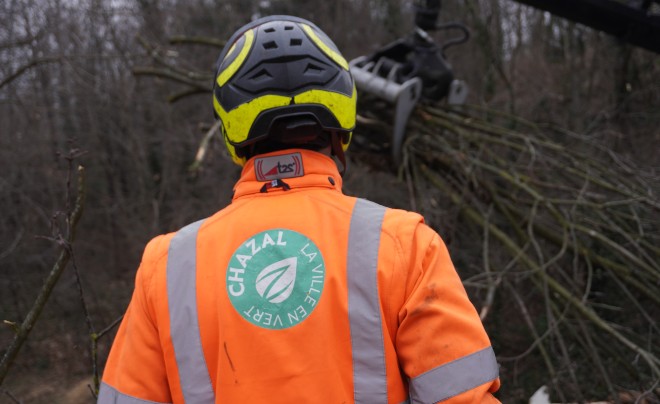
435,22 -> 470,55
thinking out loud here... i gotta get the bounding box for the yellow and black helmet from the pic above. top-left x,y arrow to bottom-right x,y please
213,15 -> 356,166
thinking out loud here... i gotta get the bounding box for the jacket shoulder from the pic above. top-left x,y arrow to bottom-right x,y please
140,218 -> 209,270
142,232 -> 175,264
351,198 -> 437,258
381,205 -> 427,238
354,198 -> 424,222
135,231 -> 176,289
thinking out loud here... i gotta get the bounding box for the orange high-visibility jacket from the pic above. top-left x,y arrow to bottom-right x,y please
99,149 -> 501,404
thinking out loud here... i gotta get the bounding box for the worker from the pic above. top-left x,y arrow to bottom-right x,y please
98,15 -> 501,404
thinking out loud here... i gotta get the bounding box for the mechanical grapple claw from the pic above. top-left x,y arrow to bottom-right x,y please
350,0 -> 470,164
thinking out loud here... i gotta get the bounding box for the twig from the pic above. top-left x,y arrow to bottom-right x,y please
0,57 -> 60,89
634,379 -> 660,404
189,119 -> 222,173
168,87 -> 208,103
70,248 -> 101,396
90,315 -> 124,396
0,30 -> 43,50
136,36 -> 213,82
479,204 -> 499,321
1,388 -> 21,404
0,228 -> 23,260
419,164 -> 660,378
576,318 -> 619,402
0,165 -> 86,386
132,67 -> 209,90
168,35 -> 225,47
505,281 -> 566,402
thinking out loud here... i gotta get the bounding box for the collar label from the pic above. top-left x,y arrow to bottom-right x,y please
255,153 -> 304,182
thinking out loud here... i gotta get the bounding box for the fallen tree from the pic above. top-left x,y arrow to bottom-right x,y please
368,100 -> 659,402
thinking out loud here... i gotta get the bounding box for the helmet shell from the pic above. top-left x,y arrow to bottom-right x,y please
213,15 -> 356,165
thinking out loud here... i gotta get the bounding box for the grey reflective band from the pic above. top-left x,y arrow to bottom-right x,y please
347,198 -> 388,403
409,346 -> 499,403
97,382 -> 171,404
167,219 -> 215,403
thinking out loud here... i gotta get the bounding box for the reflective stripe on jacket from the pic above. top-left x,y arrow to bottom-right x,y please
99,149 -> 500,403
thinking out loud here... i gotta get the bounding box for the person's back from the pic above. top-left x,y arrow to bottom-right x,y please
98,15 -> 501,404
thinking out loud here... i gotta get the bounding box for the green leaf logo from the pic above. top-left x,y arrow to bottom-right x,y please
226,229 -> 325,329
255,257 -> 297,303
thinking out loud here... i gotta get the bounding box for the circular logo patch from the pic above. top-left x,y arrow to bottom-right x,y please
226,229 -> 325,330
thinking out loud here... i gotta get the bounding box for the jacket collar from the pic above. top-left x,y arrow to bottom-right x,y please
233,149 -> 343,200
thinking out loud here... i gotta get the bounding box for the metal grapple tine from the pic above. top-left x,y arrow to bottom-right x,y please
391,78 -> 422,165
350,58 -> 422,164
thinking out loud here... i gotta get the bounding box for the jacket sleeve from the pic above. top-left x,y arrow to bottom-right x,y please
396,222 -> 501,404
98,235 -> 173,404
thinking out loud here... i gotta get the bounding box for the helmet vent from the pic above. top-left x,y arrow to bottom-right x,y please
264,27 -> 276,33
263,41 -> 278,50
284,25 -> 294,30
304,63 -> 324,75
290,38 -> 302,46
250,69 -> 273,82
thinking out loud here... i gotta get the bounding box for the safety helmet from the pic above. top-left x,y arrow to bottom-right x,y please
213,15 -> 357,166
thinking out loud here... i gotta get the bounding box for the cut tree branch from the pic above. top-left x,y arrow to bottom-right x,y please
132,67 -> 209,91
0,165 -> 86,386
168,35 -> 225,47
0,57 -> 60,90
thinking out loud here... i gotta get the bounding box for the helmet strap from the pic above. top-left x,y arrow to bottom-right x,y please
331,132 -> 347,176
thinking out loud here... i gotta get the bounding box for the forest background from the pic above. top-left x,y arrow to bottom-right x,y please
0,0 -> 658,402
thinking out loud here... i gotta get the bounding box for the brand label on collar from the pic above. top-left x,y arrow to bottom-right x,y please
255,153 -> 304,181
